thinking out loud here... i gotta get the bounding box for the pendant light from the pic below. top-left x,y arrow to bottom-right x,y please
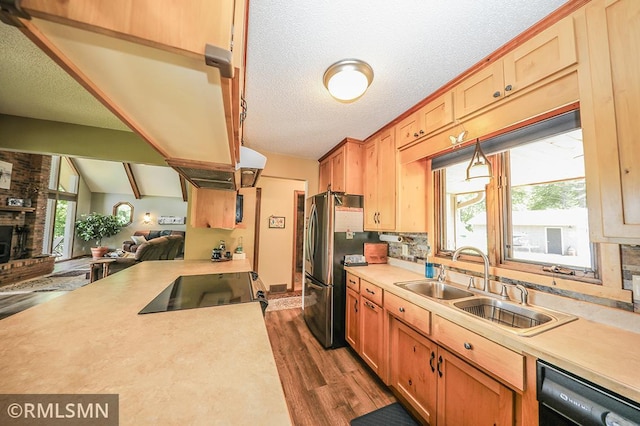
466,139 -> 492,182
323,59 -> 374,102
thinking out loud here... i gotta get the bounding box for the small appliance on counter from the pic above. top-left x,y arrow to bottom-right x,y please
212,240 -> 231,261
342,254 -> 368,267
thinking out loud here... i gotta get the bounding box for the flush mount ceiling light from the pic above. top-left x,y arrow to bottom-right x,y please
466,139 -> 493,183
323,59 -> 374,102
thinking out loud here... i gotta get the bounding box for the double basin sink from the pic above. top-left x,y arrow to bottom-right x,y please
395,279 -> 576,336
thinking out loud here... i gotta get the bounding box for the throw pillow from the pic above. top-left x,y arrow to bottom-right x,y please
131,235 -> 147,245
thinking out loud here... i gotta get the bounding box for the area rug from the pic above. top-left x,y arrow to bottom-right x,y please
265,295 -> 302,312
0,270 -> 90,293
350,402 -> 419,426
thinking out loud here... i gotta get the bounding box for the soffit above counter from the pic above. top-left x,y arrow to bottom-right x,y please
28,18 -> 232,166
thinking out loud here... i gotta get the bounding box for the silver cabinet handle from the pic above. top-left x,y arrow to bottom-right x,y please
464,342 -> 473,350
493,90 -> 501,98
399,307 -> 405,313
366,288 -> 375,295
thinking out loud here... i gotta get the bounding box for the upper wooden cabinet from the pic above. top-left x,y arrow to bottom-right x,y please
364,130 -> 396,231
396,91 -> 454,149
317,138 -> 364,195
9,0 -> 246,173
455,17 -> 577,119
190,188 -> 237,229
579,0 -> 640,243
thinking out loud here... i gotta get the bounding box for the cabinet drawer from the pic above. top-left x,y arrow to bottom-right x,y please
360,280 -> 383,306
346,272 -> 360,293
385,292 -> 431,336
434,316 -> 524,391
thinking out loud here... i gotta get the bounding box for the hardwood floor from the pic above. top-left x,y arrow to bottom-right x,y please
0,256 -> 93,320
264,307 -> 396,425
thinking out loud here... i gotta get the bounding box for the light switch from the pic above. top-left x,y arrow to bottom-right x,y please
346,231 -> 354,240
402,244 -> 409,256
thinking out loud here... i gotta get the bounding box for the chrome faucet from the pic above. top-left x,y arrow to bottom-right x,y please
514,284 -> 529,305
437,264 -> 446,282
452,246 -> 490,293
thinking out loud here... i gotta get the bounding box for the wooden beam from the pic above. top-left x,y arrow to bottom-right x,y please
179,175 -> 188,202
123,163 -> 141,199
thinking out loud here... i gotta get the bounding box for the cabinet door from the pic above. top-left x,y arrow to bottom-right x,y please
190,188 -> 237,229
331,149 -> 346,192
360,297 -> 384,377
581,0 -> 640,242
389,318 -> 437,425
437,348 -> 514,426
345,287 -> 360,350
363,139 -> 379,229
376,130 -> 396,231
396,112 -> 421,149
454,61 -> 504,119
502,17 -> 577,96
419,91 -> 454,135
318,158 -> 332,193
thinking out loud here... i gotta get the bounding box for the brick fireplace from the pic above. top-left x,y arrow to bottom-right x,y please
0,152 -> 55,285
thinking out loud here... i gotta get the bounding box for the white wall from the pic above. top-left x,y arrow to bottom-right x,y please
74,193 -> 187,253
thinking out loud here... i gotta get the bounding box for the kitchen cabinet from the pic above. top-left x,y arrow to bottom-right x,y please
317,138 -> 364,194
579,0 -> 640,243
345,274 -> 384,378
346,287 -> 360,349
11,0 -> 247,179
360,280 -> 384,377
389,316 -> 437,425
396,159 -> 428,232
364,130 -> 396,230
436,347 -> 515,426
396,91 -> 454,149
455,17 -> 577,119
345,273 -> 361,349
387,295 -> 518,425
190,188 -> 237,229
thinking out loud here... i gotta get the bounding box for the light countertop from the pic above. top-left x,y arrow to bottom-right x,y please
0,259 -> 291,425
346,263 -> 640,403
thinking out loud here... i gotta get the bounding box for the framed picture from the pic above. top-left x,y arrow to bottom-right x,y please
0,161 -> 12,190
268,216 -> 285,229
158,216 -> 186,225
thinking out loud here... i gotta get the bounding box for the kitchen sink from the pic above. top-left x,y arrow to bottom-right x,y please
395,279 -> 475,300
452,297 -> 577,336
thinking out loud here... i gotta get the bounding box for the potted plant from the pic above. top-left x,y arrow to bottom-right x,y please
75,212 -> 124,259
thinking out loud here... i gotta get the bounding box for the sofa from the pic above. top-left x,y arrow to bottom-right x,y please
122,230 -> 185,255
93,234 -> 184,280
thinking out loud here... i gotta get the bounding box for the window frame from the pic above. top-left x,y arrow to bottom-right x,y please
434,109 -> 602,285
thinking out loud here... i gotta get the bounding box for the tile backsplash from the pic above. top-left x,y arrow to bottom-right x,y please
383,233 -> 640,314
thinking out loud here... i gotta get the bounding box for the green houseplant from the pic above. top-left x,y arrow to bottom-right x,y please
75,212 -> 124,259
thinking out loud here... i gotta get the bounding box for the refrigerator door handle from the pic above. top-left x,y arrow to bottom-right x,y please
306,279 -> 327,291
306,202 -> 317,263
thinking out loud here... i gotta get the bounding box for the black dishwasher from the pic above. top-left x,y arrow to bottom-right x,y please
537,360 -> 640,425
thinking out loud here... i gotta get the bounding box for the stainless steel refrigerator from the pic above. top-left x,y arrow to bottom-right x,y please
303,191 -> 377,349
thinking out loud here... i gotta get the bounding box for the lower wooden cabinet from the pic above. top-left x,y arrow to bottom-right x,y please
437,347 -> 514,425
360,295 -> 384,376
346,287 -> 360,348
389,317 -> 437,424
387,297 -> 517,425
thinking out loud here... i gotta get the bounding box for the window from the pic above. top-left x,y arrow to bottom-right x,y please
434,110 -> 597,280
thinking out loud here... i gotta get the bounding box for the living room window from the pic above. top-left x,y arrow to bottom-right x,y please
433,109 -> 599,281
43,156 -> 79,260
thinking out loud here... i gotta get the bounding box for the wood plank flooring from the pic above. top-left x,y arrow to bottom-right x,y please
0,256 -> 93,320
264,308 -> 396,425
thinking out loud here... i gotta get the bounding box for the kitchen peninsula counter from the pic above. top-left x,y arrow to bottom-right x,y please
0,259 -> 292,425
346,262 -> 640,404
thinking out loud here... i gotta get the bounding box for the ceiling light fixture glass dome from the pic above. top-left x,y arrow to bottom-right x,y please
323,59 -> 374,102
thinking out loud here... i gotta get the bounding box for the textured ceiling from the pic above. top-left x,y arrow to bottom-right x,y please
0,0 -> 568,167
243,0 -> 568,159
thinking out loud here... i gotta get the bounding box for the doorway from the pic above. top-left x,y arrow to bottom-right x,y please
291,191 -> 305,291
546,227 -> 563,255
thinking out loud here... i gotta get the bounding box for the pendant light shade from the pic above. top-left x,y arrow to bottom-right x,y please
466,139 -> 492,182
323,59 -> 374,102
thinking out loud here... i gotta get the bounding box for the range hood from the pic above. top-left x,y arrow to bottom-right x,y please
168,147 -> 266,191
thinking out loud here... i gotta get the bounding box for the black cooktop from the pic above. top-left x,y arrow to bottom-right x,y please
139,272 -> 262,315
